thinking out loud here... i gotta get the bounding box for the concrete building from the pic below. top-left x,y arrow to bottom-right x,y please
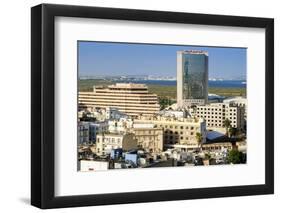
79,83 -> 160,116
131,123 -> 164,153
105,107 -> 128,120
158,110 -> 187,118
135,115 -> 206,151
96,133 -> 138,156
177,50 -> 208,107
88,122 -> 108,143
108,118 -> 134,133
78,122 -> 90,144
195,103 -> 245,129
223,96 -> 247,120
78,121 -> 108,144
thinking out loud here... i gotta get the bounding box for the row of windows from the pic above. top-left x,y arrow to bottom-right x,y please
97,137 -> 121,143
198,111 -> 236,116
155,124 -> 197,130
164,130 -> 195,135
164,135 -> 195,140
197,107 -> 237,112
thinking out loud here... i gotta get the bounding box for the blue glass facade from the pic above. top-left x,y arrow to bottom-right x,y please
177,51 -> 208,106
182,53 -> 208,100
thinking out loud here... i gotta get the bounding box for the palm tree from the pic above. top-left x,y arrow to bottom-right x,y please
196,132 -> 203,151
229,127 -> 238,137
223,119 -> 231,137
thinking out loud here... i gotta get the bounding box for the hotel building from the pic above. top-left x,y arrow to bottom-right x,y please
177,50 -> 209,107
134,115 -> 206,151
79,83 -> 160,117
195,103 -> 245,129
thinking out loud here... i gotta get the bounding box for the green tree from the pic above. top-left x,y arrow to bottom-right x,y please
196,132 -> 203,144
223,119 -> 231,136
196,132 -> 203,150
229,127 -> 238,137
227,149 -> 243,164
159,97 -> 175,110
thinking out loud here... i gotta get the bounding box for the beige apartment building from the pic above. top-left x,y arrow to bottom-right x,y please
130,123 -> 164,153
134,115 -> 206,151
195,103 -> 245,129
79,83 -> 160,117
96,133 -> 137,156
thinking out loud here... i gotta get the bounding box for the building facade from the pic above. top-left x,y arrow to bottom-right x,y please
195,103 -> 245,129
78,122 -> 90,145
108,118 -> 134,133
135,115 -> 206,151
96,133 -> 137,156
177,50 -> 208,107
79,83 -> 160,117
223,96 -> 247,120
78,121 -> 109,144
131,123 -> 164,153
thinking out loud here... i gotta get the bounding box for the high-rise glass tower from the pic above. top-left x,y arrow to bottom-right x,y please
177,50 -> 208,107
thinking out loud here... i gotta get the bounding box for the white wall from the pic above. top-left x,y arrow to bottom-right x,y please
0,0 -> 279,212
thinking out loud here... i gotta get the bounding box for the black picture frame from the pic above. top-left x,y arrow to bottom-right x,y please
31,3 -> 274,209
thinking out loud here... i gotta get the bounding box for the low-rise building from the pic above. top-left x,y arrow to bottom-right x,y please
78,122 -> 90,144
158,110 -> 187,118
89,122 -> 109,143
108,118 -> 134,133
131,123 -> 164,153
96,133 -> 138,156
80,160 -> 109,172
134,115 -> 206,151
105,107 -> 128,120
78,121 -> 109,144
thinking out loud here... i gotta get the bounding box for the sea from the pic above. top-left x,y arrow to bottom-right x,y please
116,80 -> 246,88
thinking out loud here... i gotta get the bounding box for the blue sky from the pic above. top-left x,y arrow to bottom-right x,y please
78,41 -> 246,79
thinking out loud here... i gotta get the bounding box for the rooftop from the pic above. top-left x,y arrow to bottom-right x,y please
177,50 -> 208,56
108,83 -> 147,89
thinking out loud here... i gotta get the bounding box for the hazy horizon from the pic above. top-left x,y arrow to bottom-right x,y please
78,41 -> 247,80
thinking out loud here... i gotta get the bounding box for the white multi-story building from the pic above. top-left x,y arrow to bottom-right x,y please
223,97 -> 247,120
96,133 -> 137,156
195,103 -> 245,129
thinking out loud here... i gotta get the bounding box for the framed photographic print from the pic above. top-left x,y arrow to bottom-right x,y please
31,3 -> 274,209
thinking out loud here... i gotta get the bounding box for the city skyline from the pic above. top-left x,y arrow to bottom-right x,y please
78,41 -> 247,80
